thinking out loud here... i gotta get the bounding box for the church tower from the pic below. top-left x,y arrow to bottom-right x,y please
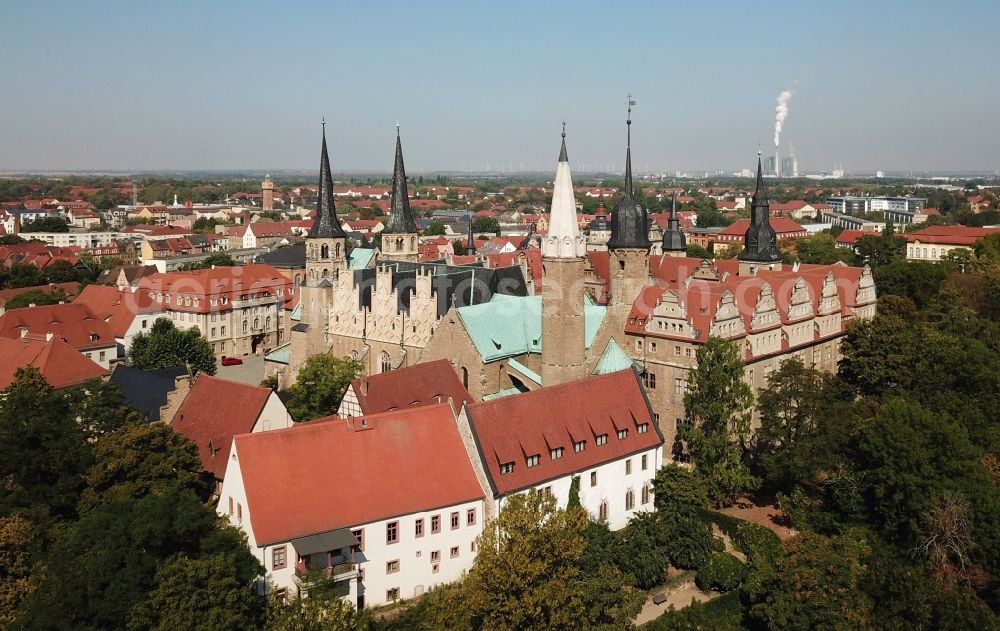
607,100 -> 651,308
261,174 -> 274,212
541,124 -> 588,387
303,121 -> 348,355
661,192 -> 687,257
738,153 -> 783,275
380,126 -> 419,262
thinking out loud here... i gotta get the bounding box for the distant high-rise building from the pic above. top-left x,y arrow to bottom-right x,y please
780,156 -> 798,178
764,156 -> 777,178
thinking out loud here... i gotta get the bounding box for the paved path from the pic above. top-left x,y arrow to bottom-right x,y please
216,354 -> 265,385
634,579 -> 718,626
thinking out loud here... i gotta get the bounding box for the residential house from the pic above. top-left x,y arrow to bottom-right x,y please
0,302 -> 117,369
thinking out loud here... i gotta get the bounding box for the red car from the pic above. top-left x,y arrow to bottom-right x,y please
221,356 -> 243,366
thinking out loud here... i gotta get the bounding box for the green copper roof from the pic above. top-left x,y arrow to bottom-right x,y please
482,387 -> 523,401
264,342 -> 292,365
348,248 -> 377,270
593,338 -> 637,375
507,358 -> 542,386
290,302 -> 302,322
456,293 -> 606,363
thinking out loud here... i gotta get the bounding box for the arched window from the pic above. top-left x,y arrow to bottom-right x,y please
336,243 -> 342,257
380,351 -> 391,373
641,485 -> 650,505
294,273 -> 302,286
625,489 -> 635,511
462,366 -> 469,389
321,244 -> 329,259
395,237 -> 404,251
266,316 -> 271,329
242,320 -> 248,334
253,317 -> 260,330
598,501 -> 608,522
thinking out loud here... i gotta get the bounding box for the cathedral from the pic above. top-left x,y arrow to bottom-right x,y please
277,118 -> 876,451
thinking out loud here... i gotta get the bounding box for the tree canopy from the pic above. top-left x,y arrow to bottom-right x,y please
284,354 -> 363,420
128,317 -> 216,376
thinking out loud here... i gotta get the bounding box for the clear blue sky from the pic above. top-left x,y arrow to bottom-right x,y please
3,0 -> 998,173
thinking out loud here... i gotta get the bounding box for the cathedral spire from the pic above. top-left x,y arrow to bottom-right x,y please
661,191 -> 687,254
309,120 -> 347,238
384,125 -> 418,234
738,152 -> 781,263
607,96 -> 649,250
542,123 -> 585,259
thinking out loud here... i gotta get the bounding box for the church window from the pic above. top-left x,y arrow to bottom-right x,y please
380,351 -> 391,373
642,485 -> 650,504
599,501 -> 608,521
321,244 -> 329,259
625,489 -> 635,511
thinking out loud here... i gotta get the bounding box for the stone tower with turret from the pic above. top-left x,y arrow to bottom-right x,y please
541,125 -> 588,387
607,103 -> 651,310
303,122 -> 348,356
380,127 -> 419,262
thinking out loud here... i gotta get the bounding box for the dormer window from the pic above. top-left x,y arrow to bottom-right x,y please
573,440 -> 586,453
596,434 -> 608,446
550,447 -> 563,460
89,334 -> 99,342
617,429 -> 628,440
499,462 -> 514,475
637,423 -> 649,434
526,454 -> 540,468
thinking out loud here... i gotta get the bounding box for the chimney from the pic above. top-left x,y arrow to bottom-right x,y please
161,374 -> 194,425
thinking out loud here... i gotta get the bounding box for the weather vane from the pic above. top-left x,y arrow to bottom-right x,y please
561,120 -> 566,137
626,94 -> 636,124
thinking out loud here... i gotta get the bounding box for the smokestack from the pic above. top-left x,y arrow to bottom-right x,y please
773,82 -> 796,150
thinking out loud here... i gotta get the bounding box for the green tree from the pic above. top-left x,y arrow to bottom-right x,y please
0,367 -> 90,521
179,252 -> 236,270
682,337 -> 759,506
422,221 -> 446,236
471,216 -> 501,235
651,463 -> 709,513
0,514 -> 36,623
793,232 -> 854,264
63,378 -> 143,439
285,354 -> 362,420
79,424 -> 212,513
128,317 -> 216,376
456,490 -> 643,631
753,358 -> 853,493
21,216 -> 70,233
2,288 -> 67,310
265,591 -> 371,631
747,532 -> 873,630
128,554 -> 264,631
43,259 -> 82,282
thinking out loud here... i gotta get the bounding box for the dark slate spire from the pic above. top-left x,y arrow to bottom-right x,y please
661,191 -> 687,253
607,97 -> 650,250
738,154 -> 781,263
309,120 -> 347,239
383,125 -> 418,234
558,120 -> 568,162
467,216 -> 477,255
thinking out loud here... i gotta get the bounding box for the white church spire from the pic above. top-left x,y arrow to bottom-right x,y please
541,122 -> 586,259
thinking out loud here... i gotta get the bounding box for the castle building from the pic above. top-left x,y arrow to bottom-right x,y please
275,125 -> 529,387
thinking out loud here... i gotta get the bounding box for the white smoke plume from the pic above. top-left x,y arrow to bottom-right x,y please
773,82 -> 797,148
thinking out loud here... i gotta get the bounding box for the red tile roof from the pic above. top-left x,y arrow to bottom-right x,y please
234,403 -> 484,545
170,375 -> 275,481
0,302 -> 115,351
0,336 -> 108,390
73,285 -> 161,337
719,217 -> 808,237
0,282 -> 81,308
903,225 -> 999,246
348,359 -> 473,415
137,264 -> 292,314
466,370 -> 663,495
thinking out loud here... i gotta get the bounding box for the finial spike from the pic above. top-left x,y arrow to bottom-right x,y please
561,120 -> 566,138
